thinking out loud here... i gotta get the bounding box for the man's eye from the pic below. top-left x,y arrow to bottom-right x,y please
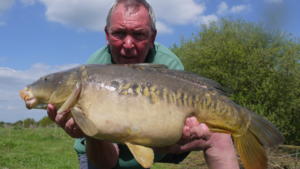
133,32 -> 147,40
111,31 -> 126,39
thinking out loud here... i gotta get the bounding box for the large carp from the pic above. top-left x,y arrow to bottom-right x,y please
20,64 -> 283,169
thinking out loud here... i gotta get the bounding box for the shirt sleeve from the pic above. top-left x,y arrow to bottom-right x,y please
152,43 -> 184,71
86,46 -> 112,64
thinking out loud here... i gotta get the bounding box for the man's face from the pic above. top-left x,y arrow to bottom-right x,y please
105,4 -> 156,64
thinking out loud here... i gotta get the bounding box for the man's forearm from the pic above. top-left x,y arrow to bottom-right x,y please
86,138 -> 119,169
204,133 -> 240,169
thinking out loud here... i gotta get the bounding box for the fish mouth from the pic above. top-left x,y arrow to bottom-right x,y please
19,88 -> 37,109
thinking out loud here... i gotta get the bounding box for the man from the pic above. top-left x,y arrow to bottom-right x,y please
47,0 -> 240,169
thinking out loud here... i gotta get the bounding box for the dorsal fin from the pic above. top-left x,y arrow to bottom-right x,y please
130,65 -> 229,95
163,70 -> 228,95
126,63 -> 168,70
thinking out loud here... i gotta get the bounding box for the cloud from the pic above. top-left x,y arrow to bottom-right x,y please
0,0 -> 14,27
37,0 -> 255,34
149,0 -> 205,25
0,0 -> 14,15
39,0 -> 112,32
156,21 -> 173,34
0,63 -> 78,122
38,0 -> 206,33
217,2 -> 249,15
217,2 -> 228,15
230,5 -> 249,13
199,14 -> 218,26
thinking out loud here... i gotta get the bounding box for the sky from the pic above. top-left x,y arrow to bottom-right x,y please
0,0 -> 299,122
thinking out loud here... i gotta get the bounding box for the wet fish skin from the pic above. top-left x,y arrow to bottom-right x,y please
20,64 -> 284,169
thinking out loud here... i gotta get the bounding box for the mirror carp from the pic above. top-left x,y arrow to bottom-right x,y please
20,64 -> 284,169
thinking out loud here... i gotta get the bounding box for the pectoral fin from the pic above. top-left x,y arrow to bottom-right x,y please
125,142 -> 154,168
57,82 -> 81,114
71,107 -> 98,137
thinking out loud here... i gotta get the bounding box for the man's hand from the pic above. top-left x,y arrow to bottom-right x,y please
47,104 -> 85,138
157,117 -> 240,169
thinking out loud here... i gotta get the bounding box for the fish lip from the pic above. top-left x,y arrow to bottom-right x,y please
19,89 -> 37,109
25,98 -> 37,109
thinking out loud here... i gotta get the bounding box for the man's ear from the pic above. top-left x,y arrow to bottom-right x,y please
150,29 -> 157,48
105,26 -> 109,41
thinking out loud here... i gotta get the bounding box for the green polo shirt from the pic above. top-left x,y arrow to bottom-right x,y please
74,42 -> 184,168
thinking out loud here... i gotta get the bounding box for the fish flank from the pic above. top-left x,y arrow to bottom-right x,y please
20,64 -> 284,169
110,81 -> 120,89
80,65 -> 89,81
115,82 -> 195,107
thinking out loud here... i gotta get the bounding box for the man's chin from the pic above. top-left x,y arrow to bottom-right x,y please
119,57 -> 144,64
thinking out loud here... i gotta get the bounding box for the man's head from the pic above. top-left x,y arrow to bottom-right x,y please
105,0 -> 157,64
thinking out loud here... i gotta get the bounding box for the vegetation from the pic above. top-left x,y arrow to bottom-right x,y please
172,19 -> 300,145
1,18 -> 299,168
0,127 -> 78,169
1,117 -> 55,128
0,127 -> 298,169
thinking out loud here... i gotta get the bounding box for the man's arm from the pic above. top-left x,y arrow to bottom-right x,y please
47,104 -> 119,169
47,104 -> 84,138
86,138 -> 119,169
48,104 -> 239,169
156,117 -> 240,169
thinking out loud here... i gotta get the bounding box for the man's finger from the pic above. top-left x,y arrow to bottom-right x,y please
47,104 -> 57,121
179,123 -> 213,152
55,112 -> 69,128
189,117 -> 200,127
179,139 -> 210,152
65,118 -> 85,138
190,123 -> 211,141
185,116 -> 199,128
182,126 -> 191,138
65,118 -> 75,131
177,126 -> 191,145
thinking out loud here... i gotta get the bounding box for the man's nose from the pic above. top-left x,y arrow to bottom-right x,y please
123,36 -> 134,49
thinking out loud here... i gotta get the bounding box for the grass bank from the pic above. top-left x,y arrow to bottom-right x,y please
0,127 -> 78,169
0,127 -> 298,169
0,127 -> 208,169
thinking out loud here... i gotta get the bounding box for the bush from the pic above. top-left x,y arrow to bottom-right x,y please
172,19 -> 300,144
38,116 -> 55,127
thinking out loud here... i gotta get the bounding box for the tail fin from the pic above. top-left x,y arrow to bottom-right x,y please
233,113 -> 284,169
234,130 -> 267,169
249,113 -> 284,147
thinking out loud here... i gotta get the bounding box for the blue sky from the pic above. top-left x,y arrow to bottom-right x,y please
0,0 -> 299,122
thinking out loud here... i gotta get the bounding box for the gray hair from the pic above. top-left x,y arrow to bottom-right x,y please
106,0 -> 156,31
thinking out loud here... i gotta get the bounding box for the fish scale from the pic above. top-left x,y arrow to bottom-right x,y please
20,64 -> 283,169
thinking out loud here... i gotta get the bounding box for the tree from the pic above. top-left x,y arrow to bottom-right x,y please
23,118 -> 36,128
172,19 -> 300,144
38,116 -> 55,127
0,121 -> 4,128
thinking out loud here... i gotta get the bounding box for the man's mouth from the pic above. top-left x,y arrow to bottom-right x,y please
121,53 -> 137,58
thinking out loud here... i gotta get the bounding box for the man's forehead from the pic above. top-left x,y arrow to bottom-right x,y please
114,2 -> 143,14
110,3 -> 150,24
112,4 -> 150,19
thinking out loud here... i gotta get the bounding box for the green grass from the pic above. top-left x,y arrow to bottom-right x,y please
0,127 -> 298,169
0,127 -> 208,169
153,152 -> 208,169
0,127 -> 78,169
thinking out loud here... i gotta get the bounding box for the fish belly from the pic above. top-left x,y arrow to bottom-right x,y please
77,85 -> 191,147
